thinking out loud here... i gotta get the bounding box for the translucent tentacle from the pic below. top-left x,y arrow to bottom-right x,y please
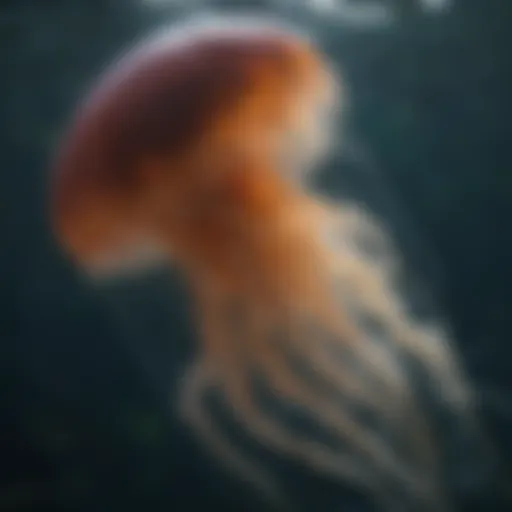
243,302 -> 441,502
201,295 -> 424,511
178,358 -> 283,502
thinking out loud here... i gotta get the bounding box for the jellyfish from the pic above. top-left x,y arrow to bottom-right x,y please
49,14 -> 493,511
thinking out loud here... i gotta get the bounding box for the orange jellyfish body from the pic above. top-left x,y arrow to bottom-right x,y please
50,16 -> 484,512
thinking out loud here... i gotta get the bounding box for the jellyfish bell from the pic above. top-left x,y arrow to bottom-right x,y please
50,15 -> 341,284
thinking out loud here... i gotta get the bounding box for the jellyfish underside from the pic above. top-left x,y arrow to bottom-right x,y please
176,195 -> 475,512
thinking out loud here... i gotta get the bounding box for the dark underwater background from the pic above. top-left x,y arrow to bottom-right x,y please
1,1 -> 511,510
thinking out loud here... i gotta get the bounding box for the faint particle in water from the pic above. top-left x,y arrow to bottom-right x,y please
306,0 -> 395,27
419,0 -> 452,13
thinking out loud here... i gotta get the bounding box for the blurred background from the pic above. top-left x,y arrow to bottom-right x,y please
1,0 -> 511,510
